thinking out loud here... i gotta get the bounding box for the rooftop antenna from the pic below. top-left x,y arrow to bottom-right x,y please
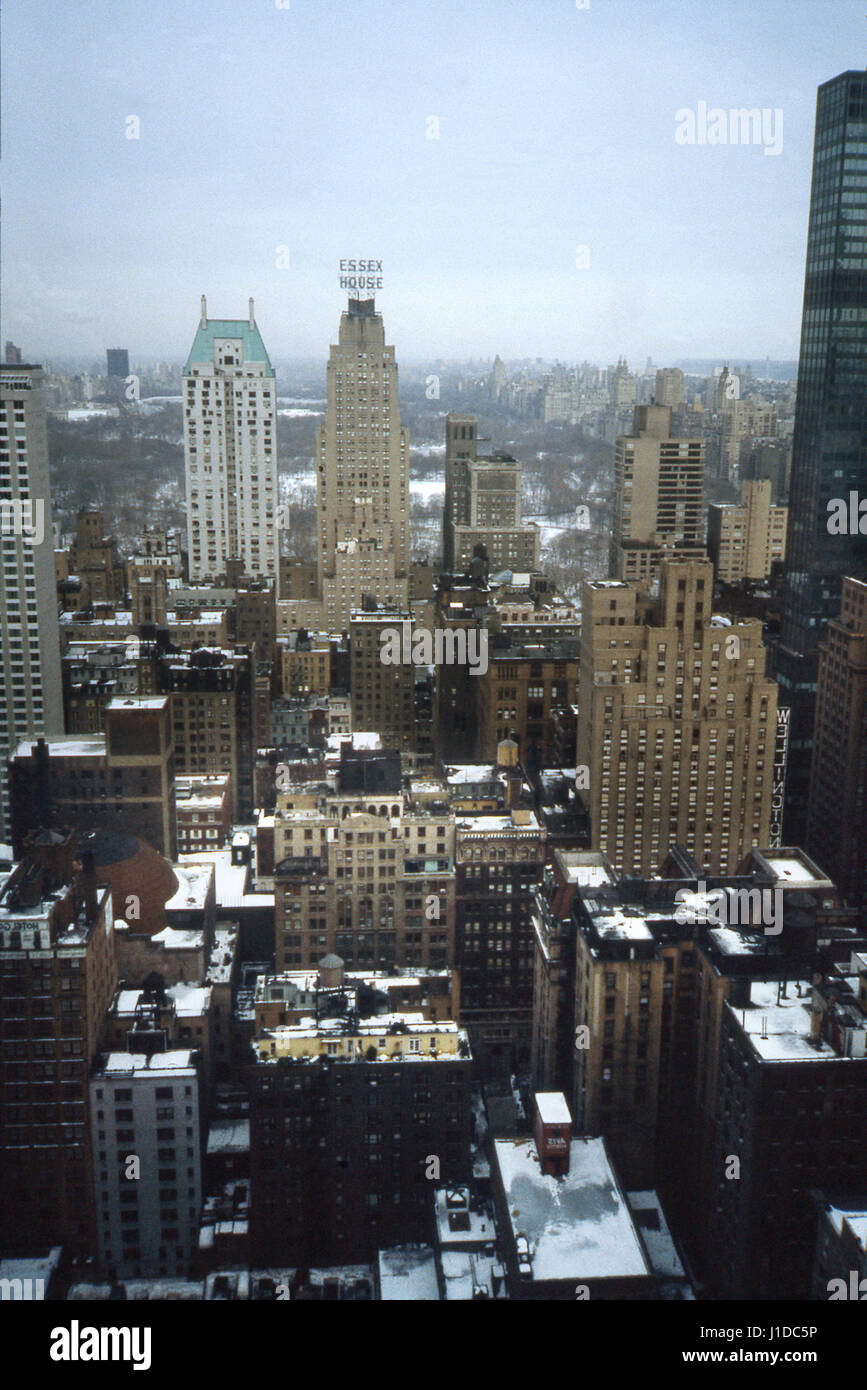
200,294 -> 207,328
248,297 -> 255,329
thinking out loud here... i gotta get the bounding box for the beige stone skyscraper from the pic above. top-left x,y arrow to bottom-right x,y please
577,559 -> 778,874
707,479 -> 787,583
316,298 -> 410,628
610,404 -> 705,584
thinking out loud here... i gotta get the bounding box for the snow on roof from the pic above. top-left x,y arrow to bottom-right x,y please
207,1119 -> 250,1155
729,979 -> 837,1062
445,764 -> 497,783
0,1246 -> 61,1294
14,735 -> 105,759
178,850 -> 250,906
99,1050 -> 197,1076
150,925 -> 205,950
165,861 -> 213,912
764,856 -> 820,884
558,854 -> 615,888
535,1092 -> 572,1125
590,908 -> 654,942
377,1245 -> 440,1300
167,982 -> 211,1016
107,696 -> 169,711
626,1191 -> 686,1280
493,1137 -> 649,1284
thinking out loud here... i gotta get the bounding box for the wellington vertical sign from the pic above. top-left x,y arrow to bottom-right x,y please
768,706 -> 790,849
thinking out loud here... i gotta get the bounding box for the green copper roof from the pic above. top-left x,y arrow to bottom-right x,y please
183,319 -> 275,375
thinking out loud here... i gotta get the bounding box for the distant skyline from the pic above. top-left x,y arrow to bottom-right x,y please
3,0 -> 866,363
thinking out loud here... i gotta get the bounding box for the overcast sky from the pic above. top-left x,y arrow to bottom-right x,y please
3,0 -> 866,366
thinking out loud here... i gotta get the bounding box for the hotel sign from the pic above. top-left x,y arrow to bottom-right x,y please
339,258 -> 383,292
768,705 -> 790,849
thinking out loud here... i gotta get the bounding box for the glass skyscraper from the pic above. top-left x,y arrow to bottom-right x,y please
774,69 -> 867,845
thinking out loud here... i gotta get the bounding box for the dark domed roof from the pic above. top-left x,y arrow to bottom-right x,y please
78,828 -> 179,934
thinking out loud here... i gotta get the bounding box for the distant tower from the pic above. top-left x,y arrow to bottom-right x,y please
443,413 -> 539,574
183,297 -> 278,582
316,296 -> 410,628
4,342 -> 22,365
611,404 -> 705,584
106,347 -> 129,379
0,363 -> 63,838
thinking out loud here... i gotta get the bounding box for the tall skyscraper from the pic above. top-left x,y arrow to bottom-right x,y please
0,364 -> 63,840
774,71 -> 867,843
316,297 -> 410,629
105,348 -> 129,379
442,413 -> 540,574
577,560 -> 778,875
610,404 -> 705,584
808,575 -> 867,907
183,297 -> 278,583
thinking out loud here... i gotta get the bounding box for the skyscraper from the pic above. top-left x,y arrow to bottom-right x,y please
577,560 -> 778,875
610,404 -> 705,584
0,363 -> 63,840
183,297 -> 278,583
316,297 -> 410,629
774,71 -> 867,843
808,576 -> 867,907
105,348 -> 129,379
442,412 -> 540,574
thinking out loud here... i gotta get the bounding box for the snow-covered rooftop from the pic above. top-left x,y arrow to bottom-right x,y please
377,1245 -> 440,1300
493,1137 -> 650,1284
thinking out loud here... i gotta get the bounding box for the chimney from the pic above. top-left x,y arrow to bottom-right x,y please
200,294 -> 207,328
248,297 -> 255,329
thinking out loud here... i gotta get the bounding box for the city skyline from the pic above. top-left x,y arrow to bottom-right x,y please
4,0 -> 867,362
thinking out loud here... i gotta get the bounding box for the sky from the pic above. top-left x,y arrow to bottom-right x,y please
3,0 -> 867,367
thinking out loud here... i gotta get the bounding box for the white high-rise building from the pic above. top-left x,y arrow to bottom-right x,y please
89,1050 -> 202,1279
316,297 -> 410,629
0,364 -> 63,840
183,297 -> 278,582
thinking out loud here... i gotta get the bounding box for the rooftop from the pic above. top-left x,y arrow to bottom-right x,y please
96,1049 -> 198,1078
377,1245 -> 440,1301
493,1136 -> 650,1284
